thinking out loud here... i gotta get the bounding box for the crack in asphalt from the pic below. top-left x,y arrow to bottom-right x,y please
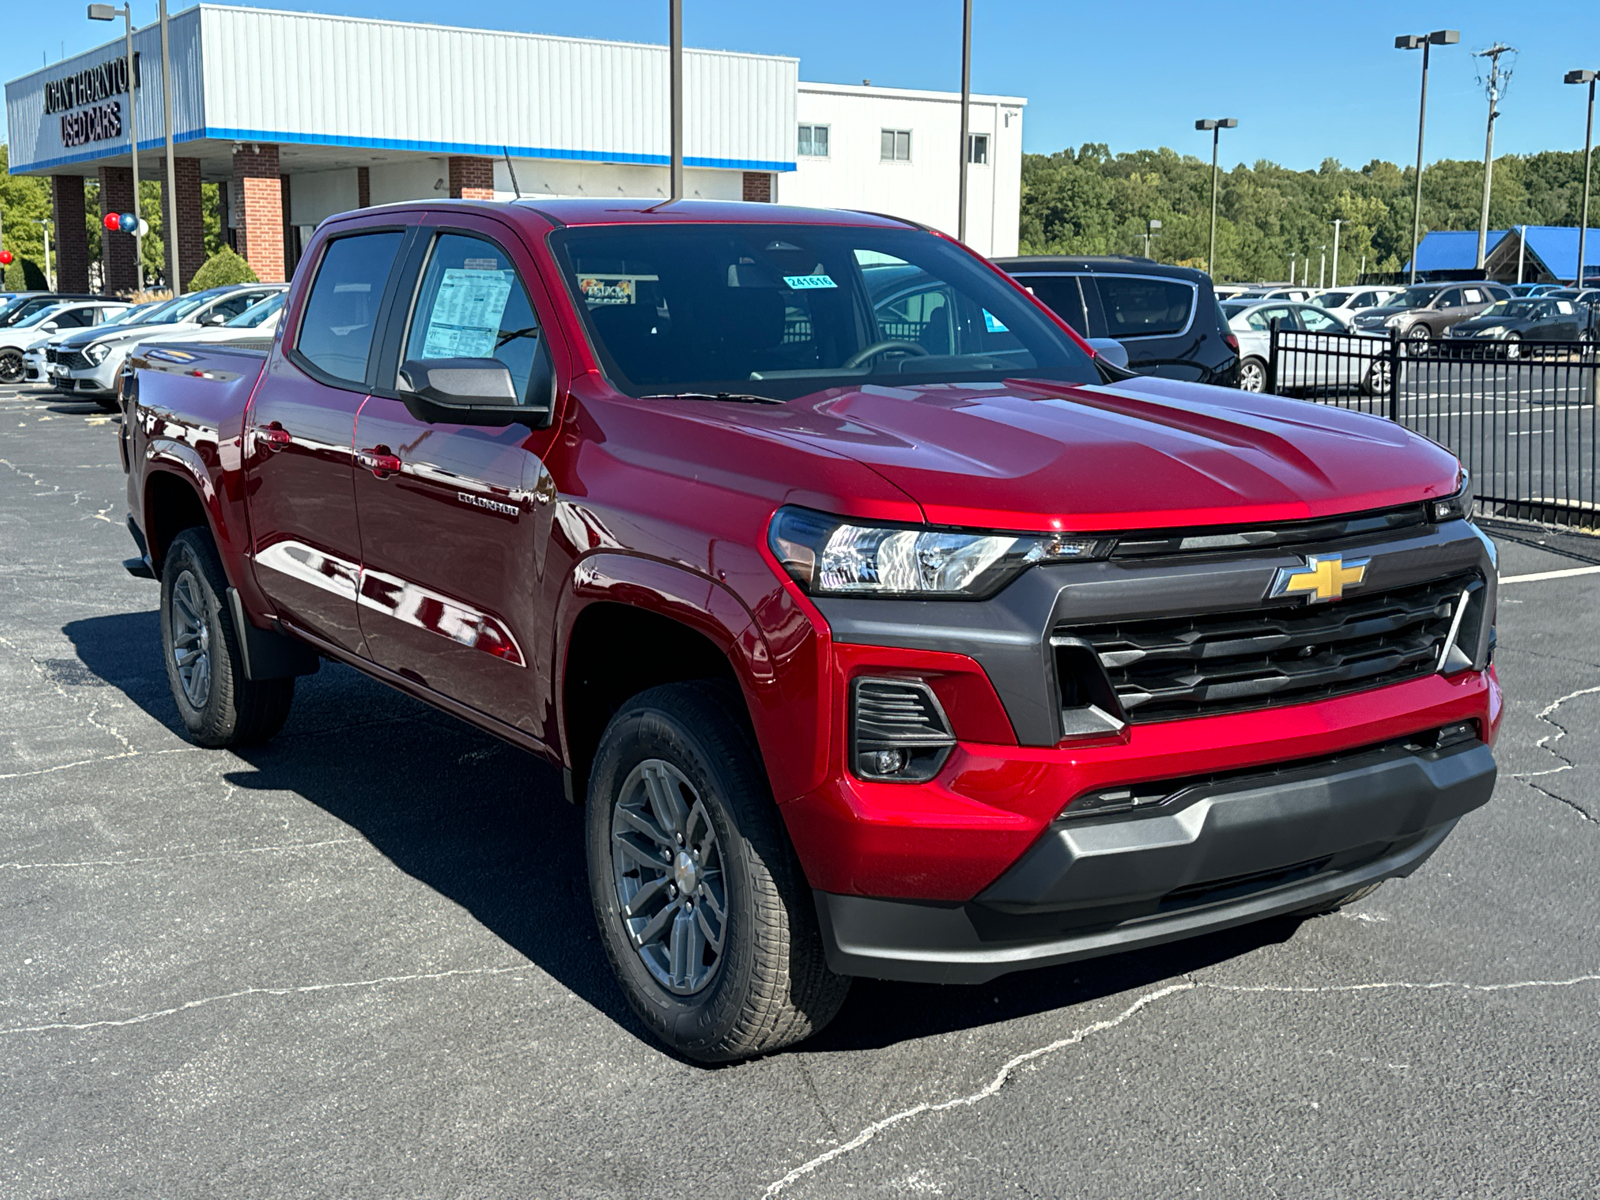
1511,683 -> 1600,823
761,972 -> 1600,1196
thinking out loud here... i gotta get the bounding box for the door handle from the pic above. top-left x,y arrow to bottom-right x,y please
357,446 -> 403,478
259,422 -> 291,451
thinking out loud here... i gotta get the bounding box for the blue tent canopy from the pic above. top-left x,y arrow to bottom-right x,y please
1406,230 -> 1505,273
1405,226 -> 1600,281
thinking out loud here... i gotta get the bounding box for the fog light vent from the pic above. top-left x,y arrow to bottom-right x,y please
852,677 -> 956,783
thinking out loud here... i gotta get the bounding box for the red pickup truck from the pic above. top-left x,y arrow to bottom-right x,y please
122,199 -> 1500,1062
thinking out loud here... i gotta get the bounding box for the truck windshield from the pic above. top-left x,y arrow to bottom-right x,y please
550,223 -> 1098,400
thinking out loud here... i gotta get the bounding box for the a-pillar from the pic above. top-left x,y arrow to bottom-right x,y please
447,156 -> 495,199
232,143 -> 285,283
50,176 -> 90,293
162,157 -> 205,293
96,165 -> 139,295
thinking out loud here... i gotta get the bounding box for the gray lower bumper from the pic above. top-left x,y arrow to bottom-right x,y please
817,740 -> 1495,984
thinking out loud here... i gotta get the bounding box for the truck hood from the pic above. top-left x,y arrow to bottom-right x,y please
744,376 -> 1461,531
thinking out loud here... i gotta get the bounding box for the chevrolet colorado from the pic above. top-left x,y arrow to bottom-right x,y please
122,199 -> 1500,1062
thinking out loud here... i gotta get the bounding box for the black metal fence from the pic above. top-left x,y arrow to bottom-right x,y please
1265,327 -> 1600,529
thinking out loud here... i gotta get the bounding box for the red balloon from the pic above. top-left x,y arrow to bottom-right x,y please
103,212 -> 120,231
0,250 -> 12,266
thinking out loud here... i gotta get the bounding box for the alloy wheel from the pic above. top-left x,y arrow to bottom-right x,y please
1238,360 -> 1266,393
169,570 -> 213,709
0,350 -> 23,384
610,758 -> 728,995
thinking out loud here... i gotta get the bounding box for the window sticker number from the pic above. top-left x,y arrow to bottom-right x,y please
421,268 -> 514,359
983,309 -> 1009,333
783,274 -> 837,290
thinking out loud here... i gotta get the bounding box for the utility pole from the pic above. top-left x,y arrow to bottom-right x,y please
957,0 -> 972,243
1195,118 -> 1238,277
1331,218 -> 1342,287
668,0 -> 683,201
1397,30 -> 1460,285
1473,43 -> 1516,272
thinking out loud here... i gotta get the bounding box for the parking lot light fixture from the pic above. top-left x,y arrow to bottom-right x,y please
1397,30 -> 1460,285
88,2 -> 141,292
1567,70 -> 1597,288
1143,217 -> 1162,259
1331,218 -> 1342,287
1195,118 -> 1237,279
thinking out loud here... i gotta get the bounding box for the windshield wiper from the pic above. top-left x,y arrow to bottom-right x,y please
496,326 -> 541,347
638,391 -> 784,405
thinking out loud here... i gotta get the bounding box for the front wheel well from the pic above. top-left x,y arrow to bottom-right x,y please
144,471 -> 211,572
563,602 -> 744,800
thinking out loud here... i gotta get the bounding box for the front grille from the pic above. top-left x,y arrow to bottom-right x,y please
56,350 -> 91,371
44,347 -> 57,364
1055,573 -> 1475,723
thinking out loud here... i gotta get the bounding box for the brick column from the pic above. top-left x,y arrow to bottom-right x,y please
161,157 -> 205,293
51,176 -> 90,293
447,156 -> 495,200
232,143 -> 285,283
97,166 -> 140,294
357,166 -> 371,208
742,172 -> 773,203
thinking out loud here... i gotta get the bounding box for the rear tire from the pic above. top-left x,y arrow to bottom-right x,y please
160,527 -> 294,747
0,349 -> 23,385
586,682 -> 850,1063
1237,357 -> 1268,393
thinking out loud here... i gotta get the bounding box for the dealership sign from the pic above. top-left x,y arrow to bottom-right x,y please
44,53 -> 140,148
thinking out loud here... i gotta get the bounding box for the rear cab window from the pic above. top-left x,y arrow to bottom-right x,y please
294,231 -> 406,385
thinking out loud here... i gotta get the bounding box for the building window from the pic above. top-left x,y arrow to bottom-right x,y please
880,129 -> 912,162
798,124 -> 830,158
967,133 -> 989,165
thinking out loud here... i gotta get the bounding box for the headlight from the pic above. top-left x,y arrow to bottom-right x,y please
1384,314 -> 1405,328
85,342 -> 110,364
1430,473 -> 1475,523
768,506 -> 1109,598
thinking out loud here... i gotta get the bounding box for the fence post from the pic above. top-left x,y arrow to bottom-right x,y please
1387,329 -> 1401,422
1267,319 -> 1279,395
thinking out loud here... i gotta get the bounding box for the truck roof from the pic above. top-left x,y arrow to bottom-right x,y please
340,196 -> 918,230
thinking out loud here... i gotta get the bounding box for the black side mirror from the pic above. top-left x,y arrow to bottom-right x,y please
399,342 -> 555,429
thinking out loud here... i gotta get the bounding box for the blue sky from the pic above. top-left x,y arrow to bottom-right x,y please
6,1 -> 1599,171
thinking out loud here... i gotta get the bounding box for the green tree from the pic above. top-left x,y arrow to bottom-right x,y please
187,245 -> 259,290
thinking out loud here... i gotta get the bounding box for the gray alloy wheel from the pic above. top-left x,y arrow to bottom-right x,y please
1237,357 -> 1267,393
1406,324 -> 1431,343
169,569 -> 214,710
1363,358 -> 1392,397
610,758 -> 728,995
1503,332 -> 1522,361
0,349 -> 23,384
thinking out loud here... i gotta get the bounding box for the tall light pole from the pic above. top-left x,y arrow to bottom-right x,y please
1288,250 -> 1297,285
1568,69 -> 1597,288
1331,218 -> 1342,287
1318,244 -> 1327,289
1397,30 -> 1459,285
36,220 -> 54,291
668,0 -> 683,201
88,2 -> 141,292
957,0 -> 972,243
1473,43 -> 1515,272
158,0 -> 181,291
1195,118 -> 1237,278
1143,217 -> 1162,259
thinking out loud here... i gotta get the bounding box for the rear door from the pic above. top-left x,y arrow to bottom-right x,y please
1083,273 -> 1203,379
246,225 -> 412,654
350,219 -> 564,734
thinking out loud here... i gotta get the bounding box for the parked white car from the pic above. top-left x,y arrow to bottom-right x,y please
0,300 -> 133,384
133,290 -> 286,349
1222,300 -> 1386,396
1308,287 -> 1402,323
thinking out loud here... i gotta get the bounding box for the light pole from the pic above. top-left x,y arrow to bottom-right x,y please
1331,218 -> 1342,287
158,0 -> 181,291
1568,69 -> 1597,288
1195,118 -> 1237,278
1397,30 -> 1459,285
1143,217 -> 1162,259
957,0 -> 972,243
668,0 -> 683,200
1288,250 -> 1297,285
88,2 -> 141,292
36,220 -> 54,291
1515,224 -> 1527,285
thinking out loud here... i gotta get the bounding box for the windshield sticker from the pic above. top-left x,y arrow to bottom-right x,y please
420,268 -> 514,360
580,276 -> 641,306
982,309 -> 1009,333
784,274 -> 837,290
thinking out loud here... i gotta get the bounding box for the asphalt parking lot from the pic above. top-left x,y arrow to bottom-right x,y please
3,381 -> 1598,1199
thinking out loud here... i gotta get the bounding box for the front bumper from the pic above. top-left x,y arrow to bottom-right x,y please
817,736 -> 1494,983
62,355 -> 121,396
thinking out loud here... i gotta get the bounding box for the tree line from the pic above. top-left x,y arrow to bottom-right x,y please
1019,143 -> 1595,284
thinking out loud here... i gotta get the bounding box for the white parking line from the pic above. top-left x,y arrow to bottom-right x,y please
1500,565 -> 1600,585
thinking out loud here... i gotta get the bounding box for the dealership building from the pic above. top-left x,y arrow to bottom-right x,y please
4,5 -> 1025,292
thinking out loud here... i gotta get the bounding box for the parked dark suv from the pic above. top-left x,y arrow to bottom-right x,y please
992,256 -> 1238,386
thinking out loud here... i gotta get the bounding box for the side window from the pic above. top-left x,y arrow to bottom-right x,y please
403,232 -> 544,404
56,307 -> 94,328
296,232 -> 404,384
1461,288 -> 1485,305
1021,276 -> 1089,335
1094,276 -> 1195,338
1435,289 -> 1462,309
1555,300 -> 1576,315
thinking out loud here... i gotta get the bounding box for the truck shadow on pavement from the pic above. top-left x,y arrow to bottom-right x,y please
64,610 -> 1304,1059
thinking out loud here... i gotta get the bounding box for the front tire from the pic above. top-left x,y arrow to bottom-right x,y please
160,527 -> 294,747
0,349 -> 23,385
1237,357 -> 1268,393
586,682 -> 849,1063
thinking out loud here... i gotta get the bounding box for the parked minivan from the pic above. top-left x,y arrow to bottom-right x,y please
993,256 -> 1239,386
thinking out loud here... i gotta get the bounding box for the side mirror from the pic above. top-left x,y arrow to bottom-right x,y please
40,322 -> 59,333
398,342 -> 555,429
200,311 -> 228,326
1086,337 -> 1130,370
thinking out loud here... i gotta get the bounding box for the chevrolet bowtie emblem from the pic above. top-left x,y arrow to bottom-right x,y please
1269,554 -> 1370,604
